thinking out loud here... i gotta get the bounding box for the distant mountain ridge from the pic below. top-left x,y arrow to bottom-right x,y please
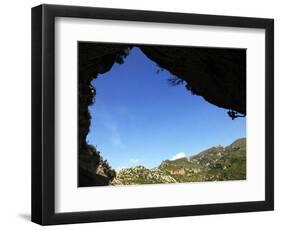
111,138 -> 246,185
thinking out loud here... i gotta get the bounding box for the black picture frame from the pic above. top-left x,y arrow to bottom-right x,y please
31,4 -> 274,225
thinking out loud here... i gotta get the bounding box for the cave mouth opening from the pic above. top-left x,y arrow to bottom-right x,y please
78,42 -> 246,187
88,47 -> 195,170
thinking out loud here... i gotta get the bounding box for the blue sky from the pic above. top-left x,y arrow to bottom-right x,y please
87,47 -> 246,169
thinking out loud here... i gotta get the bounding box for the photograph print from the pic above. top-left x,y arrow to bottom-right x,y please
78,42 -> 246,187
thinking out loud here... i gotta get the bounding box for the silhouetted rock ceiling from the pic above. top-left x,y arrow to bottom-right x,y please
78,42 -> 246,151
140,45 -> 246,115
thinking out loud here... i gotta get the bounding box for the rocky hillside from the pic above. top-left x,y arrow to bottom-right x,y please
111,166 -> 176,185
111,138 -> 246,185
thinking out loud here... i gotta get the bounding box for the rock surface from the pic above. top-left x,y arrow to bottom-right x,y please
140,45 -> 246,115
111,166 -> 177,185
78,145 -> 116,187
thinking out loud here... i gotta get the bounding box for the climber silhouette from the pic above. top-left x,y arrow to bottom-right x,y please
227,110 -> 246,120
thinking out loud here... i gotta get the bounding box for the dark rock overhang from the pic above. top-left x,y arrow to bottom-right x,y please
78,42 -> 246,150
139,45 -> 246,115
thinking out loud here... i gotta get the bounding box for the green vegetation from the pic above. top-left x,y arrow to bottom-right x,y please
111,138 -> 246,185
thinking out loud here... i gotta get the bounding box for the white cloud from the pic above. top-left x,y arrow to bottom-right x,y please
129,158 -> 139,164
116,166 -> 127,172
170,152 -> 186,160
